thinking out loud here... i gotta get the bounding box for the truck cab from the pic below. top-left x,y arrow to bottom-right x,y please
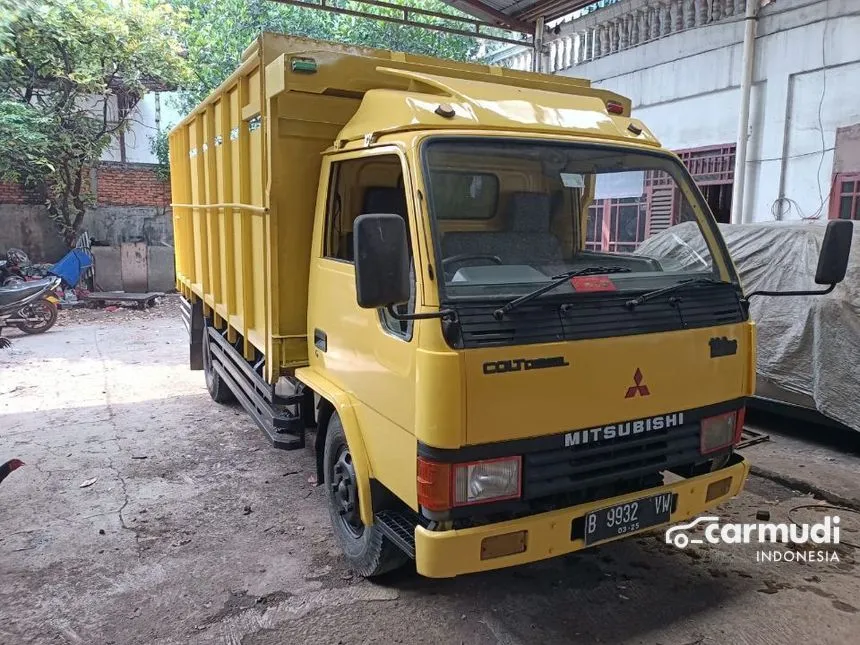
300,76 -> 753,577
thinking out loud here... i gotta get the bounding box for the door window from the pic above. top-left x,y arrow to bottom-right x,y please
323,154 -> 415,337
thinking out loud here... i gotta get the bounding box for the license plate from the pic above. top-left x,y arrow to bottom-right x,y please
581,492 -> 675,545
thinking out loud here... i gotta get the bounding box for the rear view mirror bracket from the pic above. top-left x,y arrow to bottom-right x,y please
384,304 -> 457,322
745,283 -> 835,301
744,220 -> 852,303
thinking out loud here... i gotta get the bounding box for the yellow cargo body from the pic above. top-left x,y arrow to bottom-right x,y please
169,33 -> 631,383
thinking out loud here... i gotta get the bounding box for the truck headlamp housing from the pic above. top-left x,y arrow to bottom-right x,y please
453,457 -> 521,507
417,456 -> 522,511
701,408 -> 745,454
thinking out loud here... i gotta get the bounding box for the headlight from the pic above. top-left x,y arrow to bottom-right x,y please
701,409 -> 745,454
453,456 -> 521,506
417,455 -> 522,511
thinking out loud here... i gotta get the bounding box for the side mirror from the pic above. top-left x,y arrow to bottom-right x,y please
746,219 -> 853,303
353,213 -> 410,309
815,219 -> 853,285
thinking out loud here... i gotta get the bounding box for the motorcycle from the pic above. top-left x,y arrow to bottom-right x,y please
0,248 -> 28,286
0,276 -> 62,347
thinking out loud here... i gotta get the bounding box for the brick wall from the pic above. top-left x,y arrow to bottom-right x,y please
95,163 -> 170,207
0,181 -> 44,205
0,163 -> 169,208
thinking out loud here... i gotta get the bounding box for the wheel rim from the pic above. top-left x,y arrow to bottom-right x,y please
20,302 -> 53,331
331,446 -> 363,538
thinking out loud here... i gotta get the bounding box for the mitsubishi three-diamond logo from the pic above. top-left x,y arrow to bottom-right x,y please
625,368 -> 650,398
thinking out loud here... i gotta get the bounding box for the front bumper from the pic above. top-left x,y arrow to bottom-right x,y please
414,454 -> 750,578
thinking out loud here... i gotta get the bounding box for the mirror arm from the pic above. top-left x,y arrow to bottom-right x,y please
745,283 -> 836,301
385,304 -> 458,322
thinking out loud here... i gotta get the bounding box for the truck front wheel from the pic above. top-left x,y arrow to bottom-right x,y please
202,329 -> 235,404
324,414 -> 408,577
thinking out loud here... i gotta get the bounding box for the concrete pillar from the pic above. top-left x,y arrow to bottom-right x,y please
661,3 -> 672,36
679,0 -> 690,29
670,1 -> 681,32
695,0 -> 708,26
651,6 -> 661,39
619,17 -> 630,50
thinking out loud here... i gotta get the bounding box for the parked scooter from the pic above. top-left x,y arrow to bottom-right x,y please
0,276 -> 62,348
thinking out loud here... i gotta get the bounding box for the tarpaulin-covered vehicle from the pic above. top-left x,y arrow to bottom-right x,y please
638,221 -> 859,432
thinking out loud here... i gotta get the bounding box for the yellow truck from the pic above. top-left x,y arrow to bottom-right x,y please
169,33 -> 851,578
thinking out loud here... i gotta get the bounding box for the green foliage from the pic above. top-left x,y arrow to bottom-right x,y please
0,0 -> 188,245
150,126 -> 173,182
0,100 -> 57,183
170,0 -> 494,113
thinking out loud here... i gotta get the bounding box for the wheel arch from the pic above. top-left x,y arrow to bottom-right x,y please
296,367 -> 375,526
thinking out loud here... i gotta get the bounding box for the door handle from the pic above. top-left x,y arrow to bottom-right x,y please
314,328 -> 327,352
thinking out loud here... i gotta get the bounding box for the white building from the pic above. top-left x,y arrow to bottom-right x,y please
100,92 -> 183,165
489,0 -> 860,226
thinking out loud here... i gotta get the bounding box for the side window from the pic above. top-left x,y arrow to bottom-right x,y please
830,173 -> 860,220
323,154 -> 415,337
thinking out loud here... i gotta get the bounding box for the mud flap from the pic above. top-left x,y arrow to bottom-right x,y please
180,296 -> 204,370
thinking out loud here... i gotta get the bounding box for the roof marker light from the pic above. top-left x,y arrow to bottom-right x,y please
291,57 -> 317,74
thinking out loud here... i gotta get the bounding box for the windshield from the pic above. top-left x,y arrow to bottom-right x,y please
422,139 -> 730,299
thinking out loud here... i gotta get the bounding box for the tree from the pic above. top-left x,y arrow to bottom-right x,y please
171,0 -> 501,113
0,0 -> 188,245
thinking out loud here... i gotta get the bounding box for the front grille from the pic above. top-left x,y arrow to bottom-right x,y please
523,422 -> 701,500
450,284 -> 745,349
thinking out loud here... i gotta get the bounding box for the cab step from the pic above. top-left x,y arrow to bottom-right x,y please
375,510 -> 418,559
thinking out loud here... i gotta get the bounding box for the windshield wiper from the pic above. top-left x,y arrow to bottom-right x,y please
493,266 -> 632,320
624,277 -> 722,309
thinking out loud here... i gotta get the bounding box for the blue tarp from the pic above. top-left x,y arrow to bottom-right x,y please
50,249 -> 92,288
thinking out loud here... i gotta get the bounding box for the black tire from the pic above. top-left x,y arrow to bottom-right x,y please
324,414 -> 408,577
202,329 -> 235,404
16,299 -> 58,334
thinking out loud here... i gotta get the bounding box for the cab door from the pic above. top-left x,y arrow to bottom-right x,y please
307,147 -> 419,502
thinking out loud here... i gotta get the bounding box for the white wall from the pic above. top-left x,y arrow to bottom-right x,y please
100,92 -> 184,165
559,0 -> 860,222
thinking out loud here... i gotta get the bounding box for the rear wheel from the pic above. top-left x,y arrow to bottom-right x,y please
202,328 -> 235,403
16,299 -> 58,334
324,414 -> 408,577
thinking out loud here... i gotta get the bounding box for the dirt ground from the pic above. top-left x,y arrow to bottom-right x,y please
1,303 -> 859,645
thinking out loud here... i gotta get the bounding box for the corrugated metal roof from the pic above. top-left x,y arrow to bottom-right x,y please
442,0 -> 599,29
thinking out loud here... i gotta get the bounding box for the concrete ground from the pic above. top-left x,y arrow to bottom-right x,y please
1,302 -> 858,645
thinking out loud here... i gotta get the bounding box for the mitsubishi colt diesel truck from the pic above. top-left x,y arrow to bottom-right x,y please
169,33 -> 851,578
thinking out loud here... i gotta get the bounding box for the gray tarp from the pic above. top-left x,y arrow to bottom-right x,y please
638,221 -> 860,432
